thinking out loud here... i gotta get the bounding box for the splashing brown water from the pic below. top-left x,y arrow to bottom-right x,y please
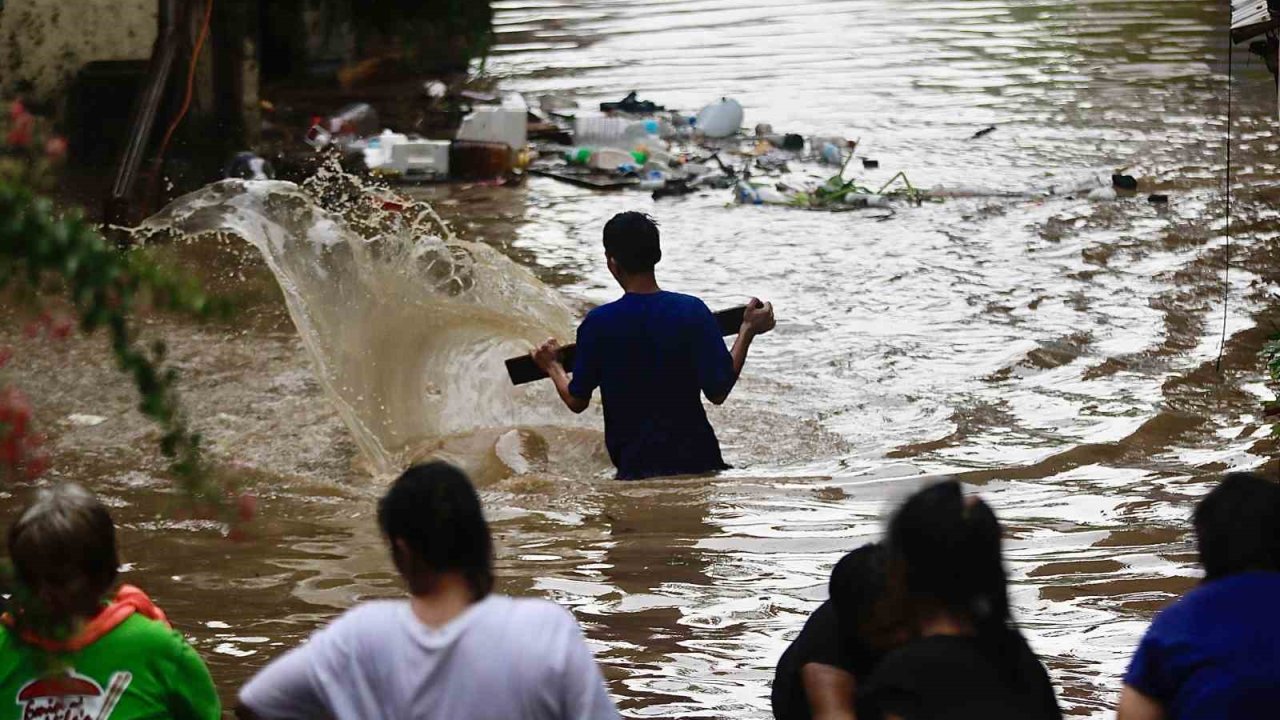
3,0 -> 1279,717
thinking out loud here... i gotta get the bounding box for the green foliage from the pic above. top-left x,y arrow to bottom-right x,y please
0,180 -> 232,495
789,152 -> 934,210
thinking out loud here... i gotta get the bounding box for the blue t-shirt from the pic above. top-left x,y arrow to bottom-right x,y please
568,291 -> 735,480
1124,571 -> 1280,719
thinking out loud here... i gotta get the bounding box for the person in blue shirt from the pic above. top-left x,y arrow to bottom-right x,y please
531,211 -> 775,480
1118,471 -> 1280,720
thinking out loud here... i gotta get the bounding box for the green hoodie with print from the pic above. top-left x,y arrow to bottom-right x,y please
0,599 -> 219,720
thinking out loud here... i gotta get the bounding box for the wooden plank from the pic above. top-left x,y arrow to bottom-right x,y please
1232,0 -> 1279,43
505,305 -> 749,385
529,168 -> 639,190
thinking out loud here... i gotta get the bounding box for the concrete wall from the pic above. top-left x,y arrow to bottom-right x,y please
0,0 -> 156,102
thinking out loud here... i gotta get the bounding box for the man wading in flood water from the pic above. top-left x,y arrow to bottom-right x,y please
531,211 -> 775,480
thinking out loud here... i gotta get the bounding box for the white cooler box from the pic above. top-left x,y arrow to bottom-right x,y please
387,140 -> 450,179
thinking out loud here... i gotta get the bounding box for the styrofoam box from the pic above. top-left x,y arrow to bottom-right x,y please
389,140 -> 451,177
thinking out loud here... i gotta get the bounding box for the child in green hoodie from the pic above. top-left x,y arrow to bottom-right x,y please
0,483 -> 219,720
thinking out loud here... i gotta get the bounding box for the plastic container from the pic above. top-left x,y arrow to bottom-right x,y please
388,140 -> 451,179
696,98 -> 744,138
362,130 -> 409,169
456,94 -> 528,150
450,141 -> 512,180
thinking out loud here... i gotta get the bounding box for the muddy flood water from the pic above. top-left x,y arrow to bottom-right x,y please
5,0 -> 1280,717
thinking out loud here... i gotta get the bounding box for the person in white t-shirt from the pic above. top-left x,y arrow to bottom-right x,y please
236,461 -> 619,720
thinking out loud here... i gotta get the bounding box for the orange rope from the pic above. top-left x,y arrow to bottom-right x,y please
150,0 -> 215,192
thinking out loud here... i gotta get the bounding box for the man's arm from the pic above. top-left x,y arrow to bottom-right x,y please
1117,685 -> 1166,720
531,339 -> 589,413
801,662 -> 858,720
708,299 -> 775,405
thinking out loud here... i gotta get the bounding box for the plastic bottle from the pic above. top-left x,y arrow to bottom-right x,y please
325,103 -> 380,138
634,144 -> 672,166
573,117 -> 661,147
638,170 -> 667,191
573,117 -> 627,145
696,98 -> 744,138
819,142 -> 844,165
734,181 -> 790,205
565,147 -> 594,165
632,118 -> 661,138
588,147 -> 643,172
842,193 -> 891,208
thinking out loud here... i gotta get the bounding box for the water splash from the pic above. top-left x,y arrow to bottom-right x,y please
141,176 -> 577,475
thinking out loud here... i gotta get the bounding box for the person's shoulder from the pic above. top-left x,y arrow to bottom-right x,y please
800,600 -> 838,637
102,613 -> 203,663
110,613 -> 185,645
499,595 -> 580,628
580,299 -> 624,330
664,291 -> 711,309
1155,572 -> 1280,624
585,296 -> 628,318
326,599 -> 407,634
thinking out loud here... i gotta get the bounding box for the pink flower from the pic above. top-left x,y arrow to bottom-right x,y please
44,135 -> 67,161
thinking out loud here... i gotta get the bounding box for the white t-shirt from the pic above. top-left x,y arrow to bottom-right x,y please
239,595 -> 619,720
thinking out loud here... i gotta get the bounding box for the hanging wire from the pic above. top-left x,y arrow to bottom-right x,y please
1218,30 -> 1234,373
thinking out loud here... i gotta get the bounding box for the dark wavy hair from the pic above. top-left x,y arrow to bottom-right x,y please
378,461 -> 494,600
1194,471 -> 1280,580
878,480 -> 1035,687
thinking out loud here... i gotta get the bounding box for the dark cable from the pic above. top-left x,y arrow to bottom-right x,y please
1218,31 -> 1233,373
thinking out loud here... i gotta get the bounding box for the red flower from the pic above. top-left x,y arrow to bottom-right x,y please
22,452 -> 49,480
5,110 -> 33,148
0,387 -> 32,438
8,99 -> 25,120
49,316 -> 74,340
236,492 -> 258,522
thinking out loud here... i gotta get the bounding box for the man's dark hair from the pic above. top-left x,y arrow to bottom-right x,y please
603,211 -> 661,273
378,461 -> 494,600
1194,471 -> 1280,581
